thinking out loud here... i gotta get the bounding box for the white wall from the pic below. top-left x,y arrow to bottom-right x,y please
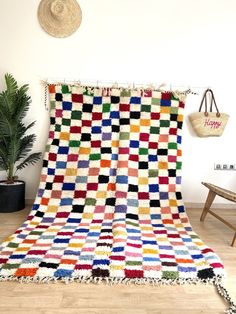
0,0 -> 236,203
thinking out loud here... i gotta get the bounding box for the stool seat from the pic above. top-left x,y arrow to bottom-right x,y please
200,182 -> 236,247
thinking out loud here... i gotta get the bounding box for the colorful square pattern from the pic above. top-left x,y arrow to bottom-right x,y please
0,85 -> 224,283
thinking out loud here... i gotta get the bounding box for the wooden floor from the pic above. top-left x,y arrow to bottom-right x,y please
0,206 -> 235,314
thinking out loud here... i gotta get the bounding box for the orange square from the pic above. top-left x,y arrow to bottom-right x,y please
60,132 -> 70,141
177,149 -> 182,156
101,160 -> 111,168
41,197 -> 49,205
48,84 -> 55,93
178,114 -> 183,122
112,140 -> 119,148
61,259 -> 76,265
79,147 -> 90,155
15,268 -> 38,277
108,183 -> 116,191
140,119 -> 150,126
130,125 -> 140,133
169,199 -> 177,207
160,107 -> 170,114
158,161 -> 168,169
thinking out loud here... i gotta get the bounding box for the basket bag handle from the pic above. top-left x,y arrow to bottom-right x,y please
199,89 -> 221,117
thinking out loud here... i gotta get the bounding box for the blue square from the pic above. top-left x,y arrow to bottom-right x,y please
48,168 -> 55,175
63,183 -> 75,190
93,96 -> 102,104
60,198 -> 73,206
102,119 -> 111,126
110,111 -> 119,119
130,97 -> 141,104
149,155 -> 158,162
62,101 -> 72,110
160,99 -> 171,106
130,140 -> 139,148
56,161 -> 67,169
92,126 -> 101,134
149,184 -> 159,192
116,175 -> 128,184
58,146 -> 69,154
177,136 -> 182,144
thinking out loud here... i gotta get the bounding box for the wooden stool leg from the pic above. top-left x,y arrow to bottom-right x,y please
200,190 -> 216,222
231,233 -> 236,247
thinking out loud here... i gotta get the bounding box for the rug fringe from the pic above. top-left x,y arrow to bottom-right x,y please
214,281 -> 236,314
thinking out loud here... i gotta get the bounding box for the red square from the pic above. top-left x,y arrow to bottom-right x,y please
82,120 -> 92,127
151,112 -> 160,120
55,109 -> 63,118
119,104 -> 130,111
92,112 -> 102,120
149,142 -> 158,149
67,154 -> 78,161
169,128 -> 177,135
118,147 -> 129,154
159,177 -> 169,184
161,92 -> 171,100
87,183 -> 98,191
74,190 -> 87,198
48,153 -> 57,161
54,175 -> 64,183
129,154 -> 139,162
138,192 -> 149,199
91,140 -> 101,148
72,94 -> 83,103
70,126 -> 81,133
140,133 -> 149,141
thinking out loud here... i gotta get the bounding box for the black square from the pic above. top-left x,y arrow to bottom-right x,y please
120,118 -> 130,125
111,96 -> 120,103
35,211 -> 44,218
150,200 -> 160,207
52,139 -> 60,146
50,117 -> 56,125
139,162 -> 148,169
55,93 -> 63,101
128,184 -> 138,192
82,104 -> 93,113
130,112 -> 141,119
72,205 -> 84,213
176,192 -> 182,200
168,169 -> 176,177
98,175 -> 109,184
106,198 -> 116,206
170,114 -> 178,121
157,149 -> 168,155
112,125 -> 120,133
43,160 -> 48,168
177,121 -> 183,129
81,133 -> 91,141
45,182 -> 53,190
101,147 -> 112,154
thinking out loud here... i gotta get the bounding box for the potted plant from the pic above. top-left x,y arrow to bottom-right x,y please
0,74 -> 42,212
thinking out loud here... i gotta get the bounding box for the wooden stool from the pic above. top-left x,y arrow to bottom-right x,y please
200,182 -> 236,247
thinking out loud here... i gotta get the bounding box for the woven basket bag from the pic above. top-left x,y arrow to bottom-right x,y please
189,89 -> 229,137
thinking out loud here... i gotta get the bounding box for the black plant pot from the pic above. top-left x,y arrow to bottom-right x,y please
0,180 -> 25,213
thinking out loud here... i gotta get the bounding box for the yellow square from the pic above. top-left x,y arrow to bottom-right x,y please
47,205 -> 58,213
139,177 -> 148,185
66,168 -> 77,176
96,191 -> 107,198
139,207 -> 150,215
82,213 -> 93,219
60,132 -> 70,141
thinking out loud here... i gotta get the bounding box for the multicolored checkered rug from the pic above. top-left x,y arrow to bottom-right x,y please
0,84 -> 235,311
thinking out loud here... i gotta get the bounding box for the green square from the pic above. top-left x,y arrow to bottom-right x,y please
50,101 -> 55,110
45,144 -> 50,152
69,140 -> 80,147
7,242 -> 18,248
62,118 -> 71,126
141,104 -> 151,112
162,271 -> 179,280
2,263 -> 20,270
150,126 -> 160,134
168,143 -> 177,150
151,98 -> 160,105
55,124 -> 61,132
160,120 -> 170,127
170,107 -> 178,114
103,103 -> 111,113
149,169 -> 159,177
121,90 -> 131,97
139,148 -> 148,155
176,162 -> 182,169
30,231 -> 43,235
71,110 -> 82,120
89,153 -> 101,161
120,132 -> 129,140
61,85 -> 70,93
85,198 -> 96,206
